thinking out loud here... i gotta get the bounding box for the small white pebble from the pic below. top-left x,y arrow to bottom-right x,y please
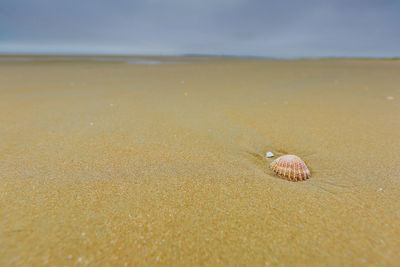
77,257 -> 83,263
81,232 -> 86,236
378,188 -> 383,192
386,96 -> 394,100
89,122 -> 94,126
266,152 -> 274,158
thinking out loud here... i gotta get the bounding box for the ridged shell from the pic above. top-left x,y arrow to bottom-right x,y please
270,155 -> 310,181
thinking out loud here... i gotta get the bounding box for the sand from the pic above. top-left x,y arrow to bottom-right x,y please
0,56 -> 399,266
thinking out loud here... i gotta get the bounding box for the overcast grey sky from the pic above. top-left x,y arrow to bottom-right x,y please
0,0 -> 399,57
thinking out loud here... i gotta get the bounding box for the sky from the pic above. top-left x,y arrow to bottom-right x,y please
0,0 -> 399,58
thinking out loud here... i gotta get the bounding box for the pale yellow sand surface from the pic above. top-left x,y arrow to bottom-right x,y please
0,56 -> 399,266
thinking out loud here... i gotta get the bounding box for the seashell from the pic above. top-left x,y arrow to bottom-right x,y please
266,152 -> 274,158
270,155 -> 310,181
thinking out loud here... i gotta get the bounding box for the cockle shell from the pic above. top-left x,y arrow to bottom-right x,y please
270,155 -> 310,181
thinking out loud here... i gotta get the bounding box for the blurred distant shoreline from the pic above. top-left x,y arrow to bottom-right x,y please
0,54 -> 399,61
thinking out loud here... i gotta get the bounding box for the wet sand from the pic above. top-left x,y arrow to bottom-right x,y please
0,56 -> 399,266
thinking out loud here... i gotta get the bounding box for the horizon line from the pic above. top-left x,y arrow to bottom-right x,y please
0,53 -> 399,60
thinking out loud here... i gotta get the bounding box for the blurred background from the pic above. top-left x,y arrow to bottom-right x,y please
0,0 -> 399,57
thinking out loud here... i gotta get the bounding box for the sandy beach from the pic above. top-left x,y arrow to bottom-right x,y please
1,56 -> 399,266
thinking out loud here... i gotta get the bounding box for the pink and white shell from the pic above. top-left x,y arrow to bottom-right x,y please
270,155 -> 311,181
